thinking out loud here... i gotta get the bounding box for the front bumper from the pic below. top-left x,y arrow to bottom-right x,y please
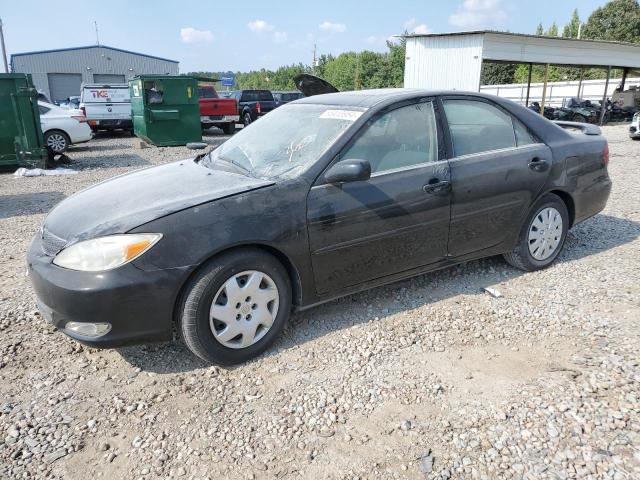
27,234 -> 188,348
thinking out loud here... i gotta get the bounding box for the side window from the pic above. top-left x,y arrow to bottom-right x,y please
341,102 -> 439,174
38,105 -> 50,115
514,119 -> 538,146
443,100 -> 516,156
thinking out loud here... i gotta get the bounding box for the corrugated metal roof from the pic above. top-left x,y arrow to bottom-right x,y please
10,45 -> 178,64
399,30 -> 640,48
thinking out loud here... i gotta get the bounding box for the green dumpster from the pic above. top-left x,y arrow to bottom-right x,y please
0,73 -> 47,169
129,75 -> 201,146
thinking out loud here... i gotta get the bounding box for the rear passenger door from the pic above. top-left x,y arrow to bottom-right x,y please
441,97 -> 552,257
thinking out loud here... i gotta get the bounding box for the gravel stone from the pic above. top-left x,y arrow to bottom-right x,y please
0,126 -> 638,479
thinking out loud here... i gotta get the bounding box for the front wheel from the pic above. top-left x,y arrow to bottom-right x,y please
503,194 -> 569,272
179,249 -> 291,365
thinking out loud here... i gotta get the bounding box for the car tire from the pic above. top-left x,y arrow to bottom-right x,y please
573,114 -> 586,123
178,248 -> 291,365
44,130 -> 70,153
503,193 -> 569,272
222,123 -> 235,135
243,112 -> 252,127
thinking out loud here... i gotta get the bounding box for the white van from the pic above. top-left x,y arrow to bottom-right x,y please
80,84 -> 132,132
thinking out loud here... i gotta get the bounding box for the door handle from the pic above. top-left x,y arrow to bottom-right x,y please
528,157 -> 549,172
423,179 -> 451,194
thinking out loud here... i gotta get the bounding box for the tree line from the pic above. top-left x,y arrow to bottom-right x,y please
189,0 -> 640,90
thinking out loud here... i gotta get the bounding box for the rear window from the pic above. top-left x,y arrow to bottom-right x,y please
240,90 -> 274,102
443,99 -> 516,156
198,87 -> 217,99
282,93 -> 302,101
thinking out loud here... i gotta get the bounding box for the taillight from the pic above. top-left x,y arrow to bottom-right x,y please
603,143 -> 609,167
256,102 -> 261,113
71,115 -> 88,123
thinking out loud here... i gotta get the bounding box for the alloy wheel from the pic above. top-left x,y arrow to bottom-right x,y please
528,207 -> 563,261
46,133 -> 67,152
209,270 -> 279,349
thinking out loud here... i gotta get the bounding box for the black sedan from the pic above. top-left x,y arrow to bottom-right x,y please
27,90 -> 612,365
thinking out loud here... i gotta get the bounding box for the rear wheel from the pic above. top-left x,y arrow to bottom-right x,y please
222,123 -> 235,135
573,114 -> 586,123
243,112 -> 252,127
44,130 -> 70,153
179,249 -> 291,365
503,194 -> 569,272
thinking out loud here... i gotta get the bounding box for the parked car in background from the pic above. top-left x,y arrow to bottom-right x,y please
57,96 -> 81,109
227,90 -> 277,126
198,84 -> 239,134
28,89 -> 611,365
80,84 -> 132,133
273,91 -> 305,107
630,112 -> 640,140
38,101 -> 92,153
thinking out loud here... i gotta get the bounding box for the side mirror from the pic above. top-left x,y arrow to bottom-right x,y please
325,159 -> 371,184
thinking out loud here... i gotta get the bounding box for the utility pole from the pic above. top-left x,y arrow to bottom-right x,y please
312,44 -> 317,74
0,18 -> 9,73
94,21 -> 100,46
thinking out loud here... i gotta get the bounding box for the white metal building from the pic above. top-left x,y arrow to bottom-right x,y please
404,31 -> 640,92
11,45 -> 179,103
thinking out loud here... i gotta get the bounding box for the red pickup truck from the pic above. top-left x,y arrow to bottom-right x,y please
198,84 -> 239,134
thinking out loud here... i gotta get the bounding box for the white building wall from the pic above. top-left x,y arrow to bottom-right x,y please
404,34 -> 484,91
480,77 -> 640,106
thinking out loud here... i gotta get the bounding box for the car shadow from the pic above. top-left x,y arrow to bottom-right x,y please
67,153 -> 151,170
70,143 -> 131,152
0,192 -> 66,220
117,213 -> 639,374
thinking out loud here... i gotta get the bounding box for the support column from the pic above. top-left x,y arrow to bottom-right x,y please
525,63 -> 532,107
540,64 -> 549,116
620,68 -> 629,91
577,68 -> 584,98
599,66 -> 611,126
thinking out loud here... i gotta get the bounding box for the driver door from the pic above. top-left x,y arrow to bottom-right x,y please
306,100 -> 451,295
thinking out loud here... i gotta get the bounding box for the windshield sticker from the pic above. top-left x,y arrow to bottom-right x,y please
320,110 -> 363,121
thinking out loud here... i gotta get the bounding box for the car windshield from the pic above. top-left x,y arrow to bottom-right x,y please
200,104 -> 363,179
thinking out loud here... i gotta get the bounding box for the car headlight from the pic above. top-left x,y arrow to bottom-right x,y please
53,234 -> 162,272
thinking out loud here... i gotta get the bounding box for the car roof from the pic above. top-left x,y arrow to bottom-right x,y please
295,88 -> 505,108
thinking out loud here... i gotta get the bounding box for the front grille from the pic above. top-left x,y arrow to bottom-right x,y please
41,228 -> 67,256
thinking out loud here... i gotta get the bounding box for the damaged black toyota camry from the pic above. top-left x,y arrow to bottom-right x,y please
28,89 -> 611,365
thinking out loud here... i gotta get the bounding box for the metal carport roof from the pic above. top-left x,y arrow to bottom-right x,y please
402,31 -> 640,124
402,31 -> 640,69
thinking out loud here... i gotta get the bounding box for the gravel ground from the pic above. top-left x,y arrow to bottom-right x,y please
0,125 -> 638,480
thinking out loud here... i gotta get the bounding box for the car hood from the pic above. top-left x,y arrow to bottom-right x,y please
44,159 -> 274,244
294,74 -> 339,97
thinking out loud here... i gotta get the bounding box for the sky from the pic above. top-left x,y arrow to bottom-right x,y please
3,0 -> 611,72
